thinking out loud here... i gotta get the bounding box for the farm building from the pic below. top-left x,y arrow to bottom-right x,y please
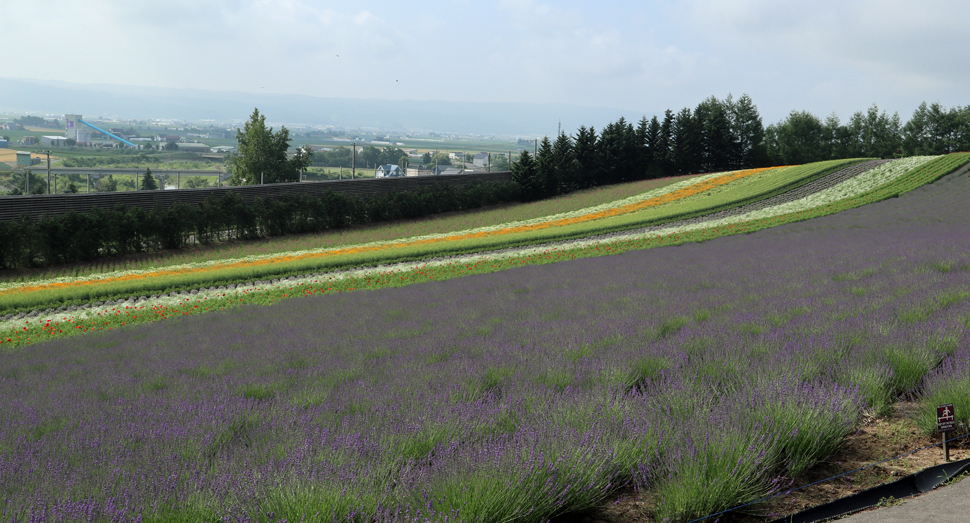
41,136 -> 68,147
473,152 -> 489,167
375,164 -> 403,177
176,143 -> 210,153
0,139 -> 7,148
429,166 -> 463,176
16,151 -> 40,167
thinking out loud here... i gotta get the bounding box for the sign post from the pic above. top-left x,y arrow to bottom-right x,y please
937,403 -> 955,462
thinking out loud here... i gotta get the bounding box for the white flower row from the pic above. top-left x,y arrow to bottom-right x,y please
554,156 -> 938,246
0,168 -> 745,293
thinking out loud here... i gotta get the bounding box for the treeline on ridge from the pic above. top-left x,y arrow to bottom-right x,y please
510,95 -> 970,201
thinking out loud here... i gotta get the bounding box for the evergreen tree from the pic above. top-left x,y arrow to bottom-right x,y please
635,116 -> 651,178
730,94 -> 766,168
599,118 -> 638,184
535,137 -> 555,198
511,150 -> 543,201
658,110 -> 675,176
645,116 -> 662,178
671,108 -> 698,175
598,120 -> 622,185
822,113 -> 844,160
573,126 -> 599,189
140,168 -> 158,190
902,102 -> 930,156
928,102 -> 959,154
695,96 -> 732,173
551,132 -> 578,194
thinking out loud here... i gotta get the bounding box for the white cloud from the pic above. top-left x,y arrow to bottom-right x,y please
685,0 -> 970,90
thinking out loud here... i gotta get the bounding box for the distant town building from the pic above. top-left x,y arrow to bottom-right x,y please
176,143 -> 210,153
429,166 -> 463,176
375,164 -> 403,178
406,167 -> 433,177
41,136 -> 68,147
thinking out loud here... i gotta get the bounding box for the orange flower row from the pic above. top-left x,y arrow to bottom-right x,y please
4,166 -> 779,298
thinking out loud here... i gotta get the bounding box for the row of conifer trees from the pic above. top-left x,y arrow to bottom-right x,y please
511,95 -> 970,201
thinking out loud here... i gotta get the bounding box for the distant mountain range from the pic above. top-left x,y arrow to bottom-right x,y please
0,77 -> 649,137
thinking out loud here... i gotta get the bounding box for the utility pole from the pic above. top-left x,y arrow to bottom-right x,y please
352,142 -> 356,179
45,151 -> 51,194
534,139 -> 537,156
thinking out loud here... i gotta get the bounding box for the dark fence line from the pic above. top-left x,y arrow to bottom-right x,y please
0,171 -> 512,222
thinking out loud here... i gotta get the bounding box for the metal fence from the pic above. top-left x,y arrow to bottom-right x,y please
0,171 -> 513,222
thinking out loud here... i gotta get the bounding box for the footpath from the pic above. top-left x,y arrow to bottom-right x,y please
833,474 -> 969,523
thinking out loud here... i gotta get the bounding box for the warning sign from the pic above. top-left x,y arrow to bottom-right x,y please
937,403 -> 955,433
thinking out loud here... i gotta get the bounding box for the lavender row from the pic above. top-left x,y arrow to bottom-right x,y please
1,170 -> 969,521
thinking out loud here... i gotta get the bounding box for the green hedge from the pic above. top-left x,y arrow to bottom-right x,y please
0,181 -> 521,269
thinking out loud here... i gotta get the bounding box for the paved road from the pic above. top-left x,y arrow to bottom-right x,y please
839,475 -> 969,522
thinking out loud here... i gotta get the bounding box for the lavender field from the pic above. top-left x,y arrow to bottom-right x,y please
3,169 -> 970,522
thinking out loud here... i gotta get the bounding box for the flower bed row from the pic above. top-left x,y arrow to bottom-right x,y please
1,162 -> 859,311
4,154 -> 968,348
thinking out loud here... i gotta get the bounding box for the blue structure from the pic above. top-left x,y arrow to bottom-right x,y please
78,119 -> 135,147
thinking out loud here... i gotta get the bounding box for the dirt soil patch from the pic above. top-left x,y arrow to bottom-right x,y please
0,150 -> 51,164
563,402 -> 969,522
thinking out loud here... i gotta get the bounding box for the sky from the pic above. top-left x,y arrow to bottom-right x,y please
4,0 -> 968,126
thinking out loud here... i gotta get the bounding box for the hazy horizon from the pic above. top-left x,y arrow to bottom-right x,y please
0,76 -> 655,137
2,1 -> 967,135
